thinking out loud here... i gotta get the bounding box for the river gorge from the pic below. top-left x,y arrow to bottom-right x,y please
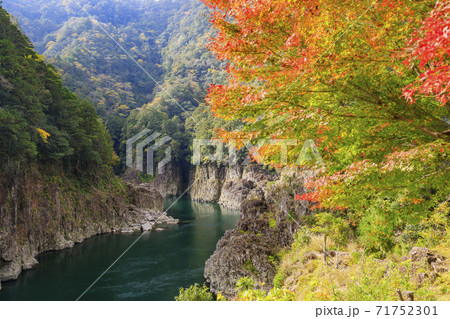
0,197 -> 239,300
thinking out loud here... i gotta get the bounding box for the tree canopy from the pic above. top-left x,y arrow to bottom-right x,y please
203,0 -> 450,252
0,6 -> 114,179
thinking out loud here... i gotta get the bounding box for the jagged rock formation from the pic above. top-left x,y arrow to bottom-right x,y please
189,164 -> 226,202
123,164 -> 183,197
189,163 -> 280,209
0,169 -> 166,286
204,200 -> 281,297
145,164 -> 184,197
204,167 -> 315,297
408,247 -> 448,276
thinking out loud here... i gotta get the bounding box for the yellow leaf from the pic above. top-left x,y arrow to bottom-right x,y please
36,128 -> 50,143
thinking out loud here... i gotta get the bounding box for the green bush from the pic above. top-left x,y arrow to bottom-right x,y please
175,284 -> 214,301
400,224 -> 426,250
236,277 -> 255,292
358,207 -> 395,257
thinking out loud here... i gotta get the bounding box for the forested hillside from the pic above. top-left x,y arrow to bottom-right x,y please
3,0 -> 229,169
0,4 -> 114,179
122,0 -> 228,172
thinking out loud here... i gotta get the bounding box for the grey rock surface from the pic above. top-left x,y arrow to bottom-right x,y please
0,170 -> 165,283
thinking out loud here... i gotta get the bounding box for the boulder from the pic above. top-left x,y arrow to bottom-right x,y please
141,222 -> 154,232
0,261 -> 21,281
120,226 -> 140,233
431,260 -> 448,273
409,247 -> 445,265
22,257 -> 39,270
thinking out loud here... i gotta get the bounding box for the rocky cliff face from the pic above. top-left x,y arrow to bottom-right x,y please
189,164 -> 226,202
0,168 -> 164,286
189,163 -> 280,209
203,167 -> 315,297
123,163 -> 183,197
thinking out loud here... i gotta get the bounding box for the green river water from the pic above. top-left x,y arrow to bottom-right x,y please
0,197 -> 239,301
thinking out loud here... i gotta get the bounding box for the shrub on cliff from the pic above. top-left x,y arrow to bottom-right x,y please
175,284 -> 214,301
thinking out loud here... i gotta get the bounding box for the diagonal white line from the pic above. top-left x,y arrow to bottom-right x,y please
71,0 -> 200,126
75,178 -> 200,301
73,0 -> 379,302
75,228 -> 147,301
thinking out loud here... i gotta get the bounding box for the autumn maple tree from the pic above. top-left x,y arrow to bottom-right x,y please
203,0 -> 449,252
402,0 -> 450,106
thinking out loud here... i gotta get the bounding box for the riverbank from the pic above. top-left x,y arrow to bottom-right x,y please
0,197 -> 239,300
0,168 -> 165,287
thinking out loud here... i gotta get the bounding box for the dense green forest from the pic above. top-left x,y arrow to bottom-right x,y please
0,4 -> 114,180
3,0 -> 230,171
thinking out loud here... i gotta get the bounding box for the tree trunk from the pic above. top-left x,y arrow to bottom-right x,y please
335,245 -> 340,268
406,291 -> 414,301
396,289 -> 404,301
